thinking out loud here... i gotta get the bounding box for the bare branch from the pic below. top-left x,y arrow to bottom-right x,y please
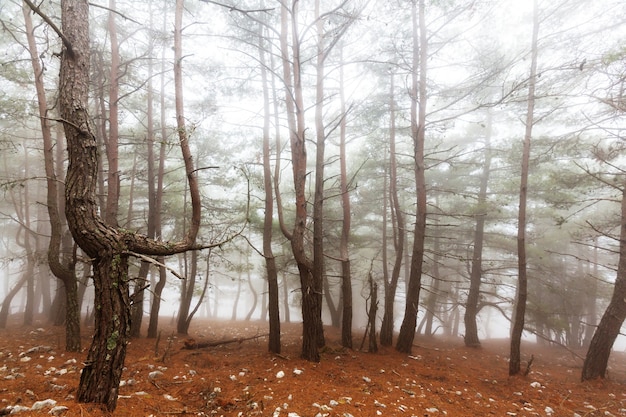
22,0 -> 74,57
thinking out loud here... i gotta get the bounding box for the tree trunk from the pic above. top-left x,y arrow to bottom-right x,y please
104,0 -> 120,228
510,0 -> 538,376
338,45 -> 353,349
77,254 -> 130,411
280,1 -> 321,362
57,0 -> 201,409
147,3 -> 169,339
258,21 -> 280,353
582,182 -> 626,380
0,275 -> 27,328
396,0 -> 427,354
464,116 -> 492,347
381,73 -> 404,346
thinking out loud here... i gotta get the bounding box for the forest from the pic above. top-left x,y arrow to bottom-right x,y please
1,0 -> 626,413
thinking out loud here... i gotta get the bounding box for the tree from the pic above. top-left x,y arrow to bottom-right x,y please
464,115 -> 493,347
22,1 -> 81,351
396,0 -> 428,354
380,71 -> 405,347
55,0 -> 202,409
582,180 -> 626,380
258,19 -> 281,353
509,0 -> 539,376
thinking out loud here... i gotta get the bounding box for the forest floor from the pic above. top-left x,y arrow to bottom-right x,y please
1,317 -> 626,417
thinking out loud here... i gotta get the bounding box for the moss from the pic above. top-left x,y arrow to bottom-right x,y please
107,330 -> 119,351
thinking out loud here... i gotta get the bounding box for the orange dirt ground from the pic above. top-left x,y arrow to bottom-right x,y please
1,317 -> 625,416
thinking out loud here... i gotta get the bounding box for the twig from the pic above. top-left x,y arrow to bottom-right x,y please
125,251 -> 186,280
182,334 -> 269,350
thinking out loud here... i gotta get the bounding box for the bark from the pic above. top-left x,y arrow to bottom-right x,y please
396,0 -> 427,354
510,0 -> 538,376
380,72 -> 405,346
147,4 -> 169,339
57,0 -> 201,409
367,273 -> 378,353
338,46 -> 353,349
105,0 -> 120,227
464,118 -> 492,348
0,275 -> 27,328
280,1 -> 321,362
258,20 -> 280,353
177,251 -> 198,335
582,182 -> 626,380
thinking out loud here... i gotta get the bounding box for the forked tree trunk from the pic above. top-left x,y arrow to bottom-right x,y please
279,1 -> 321,362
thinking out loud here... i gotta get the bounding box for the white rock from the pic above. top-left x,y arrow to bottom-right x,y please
362,376 -> 371,383
293,368 -> 303,375
48,406 -> 69,416
530,381 -> 541,388
31,399 -> 57,410
425,407 -> 439,413
163,394 -> 177,401
276,370 -> 285,379
148,370 -> 164,380
544,406 -> 554,415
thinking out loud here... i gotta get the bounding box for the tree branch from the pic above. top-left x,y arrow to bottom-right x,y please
22,0 -> 74,57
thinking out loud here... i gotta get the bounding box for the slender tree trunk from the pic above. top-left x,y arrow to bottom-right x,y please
396,0 -> 428,354
105,0 -> 120,227
258,21 -> 281,352
0,275 -> 27,328
280,1 -> 321,362
510,0 -> 538,376
147,1 -> 169,339
582,181 -> 626,380
381,73 -> 404,346
464,116 -> 492,347
338,46 -> 353,349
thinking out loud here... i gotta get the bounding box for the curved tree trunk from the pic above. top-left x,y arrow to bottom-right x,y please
464,120 -> 492,348
56,0 -> 201,410
582,182 -> 626,380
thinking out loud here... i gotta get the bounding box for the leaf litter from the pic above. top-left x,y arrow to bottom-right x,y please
0,318 -> 626,416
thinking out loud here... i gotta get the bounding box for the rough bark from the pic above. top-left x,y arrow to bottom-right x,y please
58,0 -> 201,409
280,1 -> 321,362
510,0 -> 538,376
